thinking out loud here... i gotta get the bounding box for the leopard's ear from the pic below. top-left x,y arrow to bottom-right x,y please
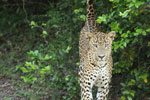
108,31 -> 115,40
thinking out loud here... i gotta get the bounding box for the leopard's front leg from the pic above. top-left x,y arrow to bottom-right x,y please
80,68 -> 100,100
95,70 -> 112,100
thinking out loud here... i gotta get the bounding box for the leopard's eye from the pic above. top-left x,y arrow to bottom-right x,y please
105,43 -> 109,49
93,43 -> 98,48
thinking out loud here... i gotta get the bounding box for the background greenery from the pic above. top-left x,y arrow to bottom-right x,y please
0,0 -> 150,100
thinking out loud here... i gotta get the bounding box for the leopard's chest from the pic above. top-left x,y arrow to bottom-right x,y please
92,65 -> 112,86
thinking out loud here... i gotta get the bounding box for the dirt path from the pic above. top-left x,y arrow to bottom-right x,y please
0,78 -> 26,100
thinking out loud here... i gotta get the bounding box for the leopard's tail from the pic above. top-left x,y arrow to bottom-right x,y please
86,0 -> 97,33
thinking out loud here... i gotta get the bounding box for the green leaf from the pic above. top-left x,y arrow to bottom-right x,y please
110,21 -> 120,32
45,65 -> 51,71
80,15 -> 86,21
20,67 -> 28,73
21,76 -> 31,83
40,66 -> 51,75
122,90 -> 130,95
44,54 -> 52,60
25,61 -> 32,67
0,33 -> 3,37
119,9 -> 131,18
65,46 -> 72,53
130,92 -> 135,97
146,29 -> 150,32
109,0 -> 120,3
30,21 -> 38,28
133,32 -> 139,36
42,23 -> 46,26
74,8 -> 83,14
32,77 -> 37,81
135,1 -> 144,8
40,69 -> 45,75
76,62 -> 80,66
30,64 -> 37,70
109,0 -> 114,2
120,83 -> 126,87
81,0 -> 86,4
65,76 -> 69,81
121,33 -> 128,38
120,96 -> 126,100
134,29 -> 143,36
123,42 -> 127,47
138,73 -> 149,80
142,31 -> 146,36
97,15 -> 107,23
136,29 -> 142,33
42,30 -> 48,38
127,96 -> 132,100
42,31 -> 47,35
15,65 -> 21,71
128,79 -> 135,86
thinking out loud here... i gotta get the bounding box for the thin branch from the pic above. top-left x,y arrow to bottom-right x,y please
22,0 -> 29,23
144,6 -> 150,9
1,1 -> 49,8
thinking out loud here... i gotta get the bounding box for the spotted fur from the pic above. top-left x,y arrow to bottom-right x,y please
79,0 -> 115,100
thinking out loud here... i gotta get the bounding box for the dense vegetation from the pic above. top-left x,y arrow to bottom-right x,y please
0,0 -> 150,99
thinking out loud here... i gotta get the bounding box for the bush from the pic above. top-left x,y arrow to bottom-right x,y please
0,0 -> 150,99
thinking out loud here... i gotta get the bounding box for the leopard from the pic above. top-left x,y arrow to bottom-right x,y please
79,0 -> 115,100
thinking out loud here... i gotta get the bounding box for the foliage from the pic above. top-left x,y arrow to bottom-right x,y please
0,0 -> 150,99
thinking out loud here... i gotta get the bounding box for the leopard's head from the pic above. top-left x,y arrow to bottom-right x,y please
87,31 -> 115,66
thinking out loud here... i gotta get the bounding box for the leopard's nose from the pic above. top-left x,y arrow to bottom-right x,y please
98,55 -> 104,59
